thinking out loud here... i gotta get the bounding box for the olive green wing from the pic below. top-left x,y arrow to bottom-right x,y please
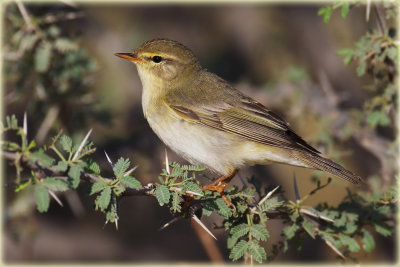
166,95 -> 320,155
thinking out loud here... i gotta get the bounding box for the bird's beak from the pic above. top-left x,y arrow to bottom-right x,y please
114,52 -> 142,62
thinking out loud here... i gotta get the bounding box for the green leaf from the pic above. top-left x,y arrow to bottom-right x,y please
87,160 -> 101,174
367,111 -> 391,127
259,196 -> 283,212
183,181 -> 203,196
339,234 -> 360,252
120,176 -> 142,189
30,149 -> 55,167
374,222 -> 392,237
180,164 -> 205,171
90,181 -> 108,195
229,223 -> 250,248
54,38 -> 78,53
362,229 -> 375,252
250,224 -> 269,241
301,220 -> 315,239
318,6 -> 333,23
35,41 -> 52,73
15,179 -> 32,192
34,184 -> 50,213
282,223 -> 299,240
96,187 -> 111,211
170,166 -> 183,177
215,198 -> 232,218
341,2 -> 350,18
42,177 -> 69,191
356,61 -> 367,76
344,222 -> 357,234
68,165 -> 82,189
337,48 -> 353,65
59,135 -> 73,152
171,191 -> 181,213
155,185 -> 170,206
113,158 -> 130,178
248,240 -> 266,263
229,240 -> 248,261
53,161 -> 68,172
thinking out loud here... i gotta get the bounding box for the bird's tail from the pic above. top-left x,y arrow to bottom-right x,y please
295,152 -> 364,184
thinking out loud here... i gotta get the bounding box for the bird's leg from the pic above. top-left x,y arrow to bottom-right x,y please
201,170 -> 238,207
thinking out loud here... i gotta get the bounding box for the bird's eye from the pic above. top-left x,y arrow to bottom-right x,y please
152,56 -> 162,63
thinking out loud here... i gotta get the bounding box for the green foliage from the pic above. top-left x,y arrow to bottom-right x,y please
113,158 -> 131,178
120,176 -> 141,189
95,187 -> 112,212
34,184 -> 50,213
318,2 -> 352,23
42,177 -> 69,191
155,185 -> 170,206
4,4 -> 104,138
3,114 -> 397,263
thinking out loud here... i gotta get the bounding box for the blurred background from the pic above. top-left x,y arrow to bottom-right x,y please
3,2 -> 397,264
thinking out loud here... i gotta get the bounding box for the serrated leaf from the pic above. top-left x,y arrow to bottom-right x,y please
180,164 -> 205,171
87,160 -> 101,174
374,222 -> 392,237
30,149 -> 55,167
339,234 -> 360,252
362,229 -> 375,252
229,224 -> 250,248
96,187 -> 111,211
53,161 -> 68,172
35,41 -> 52,73
171,191 -> 181,213
283,223 -> 299,240
259,196 -> 283,212
155,185 -> 170,206
183,181 -> 203,195
113,158 -> 130,178
120,176 -> 141,189
34,184 -> 50,213
42,177 -> 69,191
250,224 -> 269,241
68,165 -> 82,189
90,181 -> 108,195
215,198 -> 232,218
248,240 -> 266,263
170,166 -> 183,177
301,220 -> 315,239
229,240 -> 248,261
59,135 -> 73,152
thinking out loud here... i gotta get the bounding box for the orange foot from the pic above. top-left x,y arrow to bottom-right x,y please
201,170 -> 238,207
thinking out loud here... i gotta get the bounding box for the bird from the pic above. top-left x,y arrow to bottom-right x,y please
115,38 -> 363,199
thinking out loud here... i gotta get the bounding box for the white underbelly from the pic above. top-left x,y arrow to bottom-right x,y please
145,109 -> 309,176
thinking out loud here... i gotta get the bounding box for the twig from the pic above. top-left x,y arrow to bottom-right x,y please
16,0 -> 35,32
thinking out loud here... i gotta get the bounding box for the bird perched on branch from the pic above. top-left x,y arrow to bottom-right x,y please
115,39 -> 363,203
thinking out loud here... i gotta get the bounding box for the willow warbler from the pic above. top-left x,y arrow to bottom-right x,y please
115,39 -> 363,187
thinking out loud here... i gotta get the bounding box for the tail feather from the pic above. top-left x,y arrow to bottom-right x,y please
295,152 -> 364,184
